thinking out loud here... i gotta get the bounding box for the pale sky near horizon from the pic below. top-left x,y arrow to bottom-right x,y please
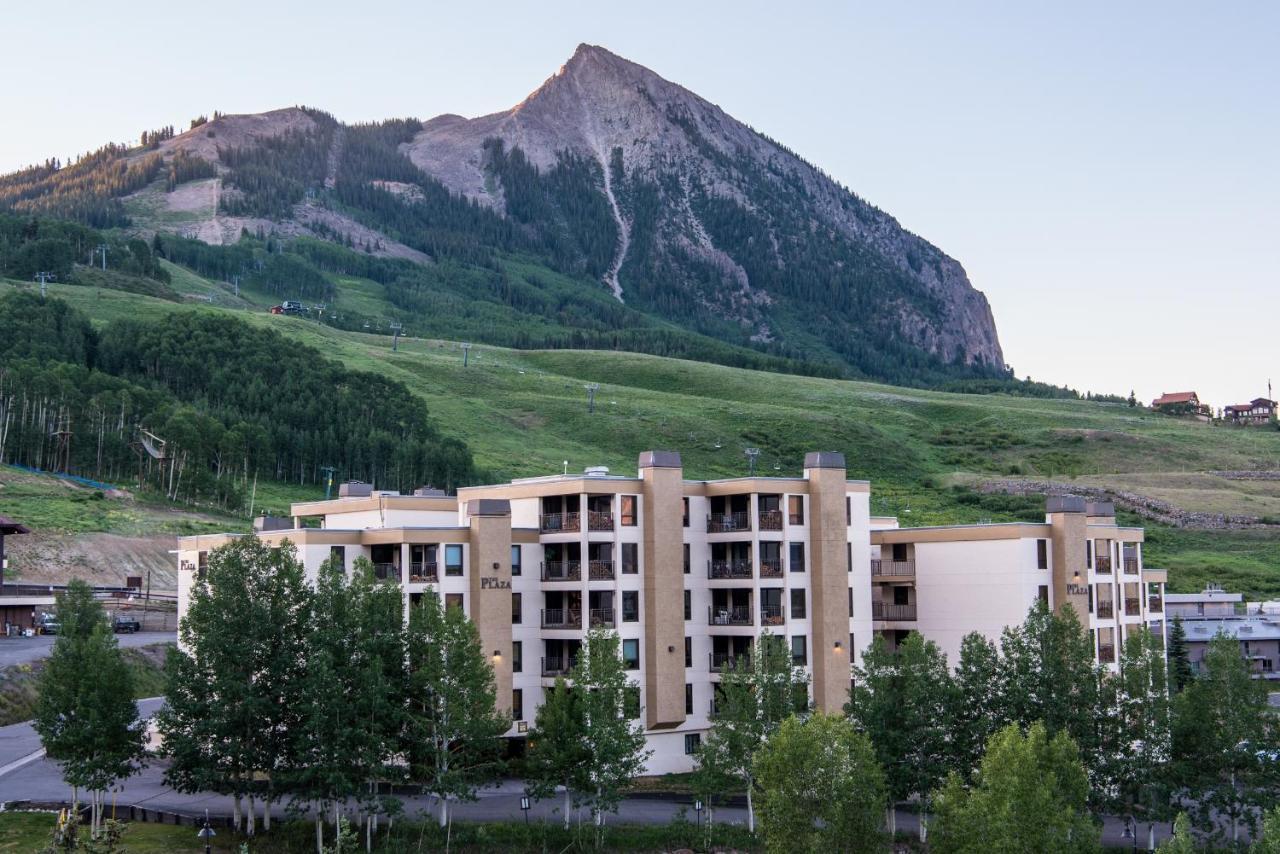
2,1 -> 1275,407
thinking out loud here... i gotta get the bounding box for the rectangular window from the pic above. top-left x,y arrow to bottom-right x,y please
847,542 -> 852,573
682,497 -> 689,528
685,636 -> 692,668
684,590 -> 691,621
621,495 -> 638,526
791,588 -> 807,619
622,639 -> 640,670
848,587 -> 854,617
788,495 -> 804,525
445,592 -> 464,612
791,635 -> 808,666
1086,539 -> 1093,568
624,686 -> 641,719
846,496 -> 851,526
511,545 -> 522,576
512,592 -> 522,624
685,683 -> 693,714
512,688 -> 523,721
789,542 -> 806,573
329,545 -> 345,566
1036,539 -> 1048,570
622,542 -> 638,574
1038,585 -> 1049,605
684,733 -> 701,755
683,543 -> 690,575
445,544 -> 464,576
512,641 -> 523,673
622,591 -> 639,622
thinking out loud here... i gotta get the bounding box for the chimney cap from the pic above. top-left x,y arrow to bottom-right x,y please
638,450 -> 681,469
1085,500 -> 1115,517
1046,496 -> 1087,514
803,451 -> 846,470
253,515 -> 293,532
413,486 -> 447,497
338,481 -> 372,498
467,498 -> 511,517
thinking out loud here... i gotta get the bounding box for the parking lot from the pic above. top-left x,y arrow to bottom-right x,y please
0,631 -> 175,667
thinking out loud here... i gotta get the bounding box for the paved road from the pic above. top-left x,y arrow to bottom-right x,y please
0,631 -> 175,667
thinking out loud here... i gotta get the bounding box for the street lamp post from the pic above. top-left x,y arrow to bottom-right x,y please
197,809 -> 216,854
520,794 -> 531,826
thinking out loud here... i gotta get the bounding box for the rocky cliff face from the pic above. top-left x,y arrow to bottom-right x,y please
406,44 -> 1003,368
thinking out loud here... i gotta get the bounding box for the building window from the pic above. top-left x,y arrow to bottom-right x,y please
788,495 -> 804,525
791,635 -> 808,666
197,551 -> 209,580
682,497 -> 690,527
445,593 -> 464,612
445,544 -> 463,576
511,545 -> 522,576
622,590 -> 639,622
624,686 -> 641,719
847,542 -> 852,573
683,543 -> 690,575
1038,585 -> 1049,605
684,590 -> 691,621
512,688 -> 523,721
329,545 -> 345,566
846,496 -> 851,526
623,639 -> 640,670
791,588 -> 806,619
684,733 -> 701,755
848,587 -> 854,617
1086,539 -> 1093,568
512,592 -> 522,624
1036,539 -> 1048,570
621,495 -> 638,526
789,542 -> 806,573
685,636 -> 692,667
685,683 -> 694,714
512,641 -> 522,673
621,542 -> 638,574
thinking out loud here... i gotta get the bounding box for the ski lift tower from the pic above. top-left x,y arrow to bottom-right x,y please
320,465 -> 337,499
34,271 -> 54,299
389,322 -> 403,352
584,383 -> 600,414
461,342 -> 472,367
744,447 -> 760,476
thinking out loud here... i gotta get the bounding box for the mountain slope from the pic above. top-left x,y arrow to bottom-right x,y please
0,45 -> 1004,385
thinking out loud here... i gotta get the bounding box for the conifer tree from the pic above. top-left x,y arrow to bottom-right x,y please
1166,616 -> 1192,693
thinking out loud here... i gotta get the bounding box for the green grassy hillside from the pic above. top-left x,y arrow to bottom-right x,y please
5,274 -> 1279,597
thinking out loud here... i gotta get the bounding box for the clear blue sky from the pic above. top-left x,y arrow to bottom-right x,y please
3,1 -> 1276,407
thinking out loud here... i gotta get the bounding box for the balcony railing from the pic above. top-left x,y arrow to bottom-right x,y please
708,559 -> 753,580
589,608 -> 615,628
409,561 -> 438,583
588,560 -> 615,581
372,562 -> 399,583
1123,557 -> 1139,574
541,656 -> 577,676
1148,595 -> 1163,613
872,601 -> 917,621
540,512 -> 580,534
1095,556 -> 1112,574
541,608 -> 582,630
871,559 -> 916,577
709,605 -> 753,627
760,604 -> 784,626
1125,597 -> 1141,616
707,511 -> 751,533
759,559 -> 784,579
587,511 -> 614,532
710,652 -> 750,672
758,509 -> 783,531
541,561 -> 581,582
1098,644 -> 1116,664
1097,600 -> 1115,620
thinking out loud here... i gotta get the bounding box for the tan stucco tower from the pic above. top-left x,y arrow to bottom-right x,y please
1048,495 -> 1090,619
639,450 -> 686,729
804,451 -> 852,713
468,499 -> 513,715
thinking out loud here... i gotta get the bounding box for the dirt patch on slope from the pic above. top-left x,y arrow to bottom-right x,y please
6,533 -> 177,590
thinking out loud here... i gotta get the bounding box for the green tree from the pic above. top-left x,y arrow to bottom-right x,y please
847,632 -> 953,840
696,632 -> 806,832
1166,616 -> 1192,693
566,628 -> 651,833
1171,633 -> 1279,846
951,632 -> 1004,780
754,712 -> 888,854
1157,813 -> 1197,854
158,538 -> 310,835
403,590 -> 507,833
932,722 -> 1099,854
34,580 -> 146,839
1253,806 -> 1280,854
525,677 -> 590,827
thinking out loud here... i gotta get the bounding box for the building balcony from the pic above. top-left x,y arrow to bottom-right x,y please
540,512 -> 580,534
372,563 -> 399,583
409,561 -> 438,583
589,608 -> 615,628
760,604 -> 785,627
708,559 -> 752,580
1123,557 -> 1139,574
1148,595 -> 1163,613
759,559 -> 783,579
587,511 -> 614,532
758,509 -> 783,531
1098,644 -> 1116,664
588,560 -> 615,581
709,605 -> 753,627
541,561 -> 581,582
541,608 -> 582,630
871,559 -> 915,577
1097,601 -> 1115,620
710,652 -> 749,672
541,656 -> 577,677
1095,556 -> 1112,574
872,602 -> 916,621
707,512 -> 751,534
1125,597 -> 1141,617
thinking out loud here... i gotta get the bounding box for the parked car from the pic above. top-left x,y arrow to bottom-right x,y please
36,617 -> 59,635
113,615 -> 142,634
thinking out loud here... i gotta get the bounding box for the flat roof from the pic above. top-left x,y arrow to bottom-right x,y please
1183,618 -> 1280,642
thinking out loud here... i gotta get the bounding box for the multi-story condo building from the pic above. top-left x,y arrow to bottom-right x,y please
175,453 -> 1166,773
1165,585 -> 1278,679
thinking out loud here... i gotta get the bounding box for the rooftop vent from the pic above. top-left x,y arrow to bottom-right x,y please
584,466 -> 610,477
413,486 -> 447,497
338,481 -> 372,498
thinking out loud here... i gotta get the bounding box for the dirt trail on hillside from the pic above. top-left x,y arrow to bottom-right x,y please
6,533 -> 177,590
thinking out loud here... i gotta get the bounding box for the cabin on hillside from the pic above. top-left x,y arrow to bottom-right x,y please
1223,397 -> 1277,426
1151,391 -> 1210,419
